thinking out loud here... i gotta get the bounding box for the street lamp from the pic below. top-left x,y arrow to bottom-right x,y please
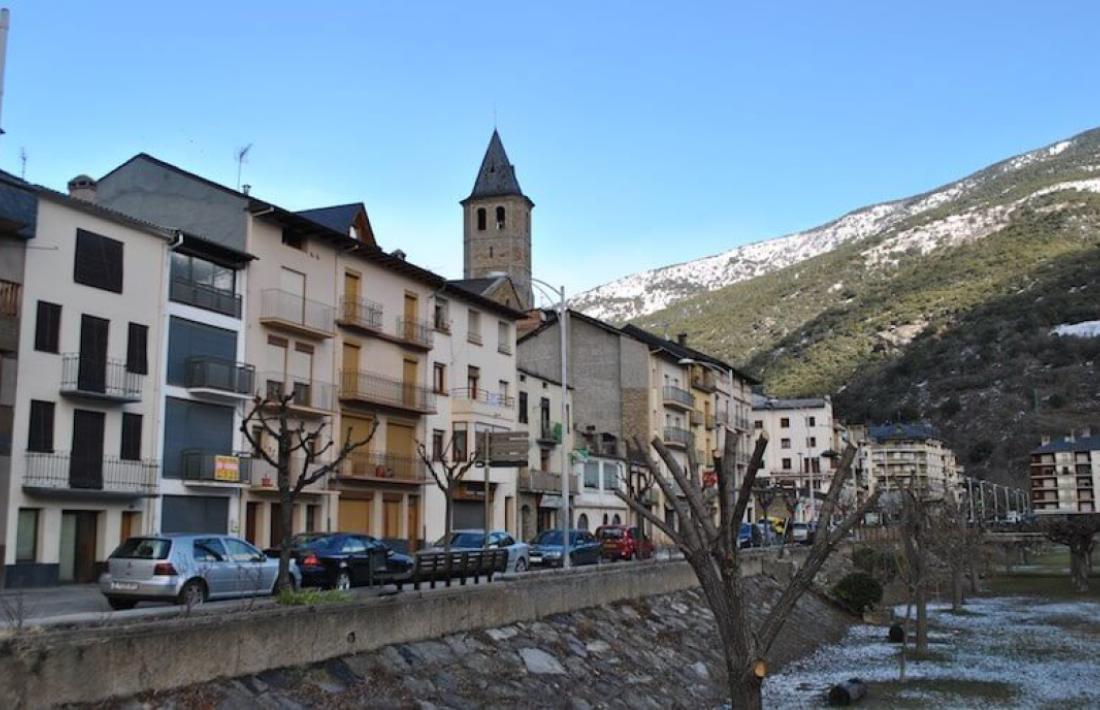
530,277 -> 571,569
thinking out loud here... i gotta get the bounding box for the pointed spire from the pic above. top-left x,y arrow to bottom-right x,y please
468,130 -> 525,199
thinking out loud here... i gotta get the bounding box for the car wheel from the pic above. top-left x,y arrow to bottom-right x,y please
334,570 -> 352,591
514,558 -> 528,573
107,597 -> 137,611
178,579 -> 206,607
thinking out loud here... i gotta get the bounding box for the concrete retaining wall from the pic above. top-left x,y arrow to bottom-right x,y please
0,548 -> 820,708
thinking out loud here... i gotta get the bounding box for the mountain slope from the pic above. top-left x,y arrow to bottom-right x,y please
572,132 -> 1092,323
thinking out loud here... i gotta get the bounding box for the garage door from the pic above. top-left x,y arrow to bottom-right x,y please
162,495 -> 228,533
453,501 -> 486,531
339,498 -> 372,535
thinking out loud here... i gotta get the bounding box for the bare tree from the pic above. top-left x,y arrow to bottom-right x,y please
241,393 -> 378,591
928,494 -> 981,612
416,434 -> 477,555
897,488 -> 933,654
1040,514 -> 1100,593
615,432 -> 880,709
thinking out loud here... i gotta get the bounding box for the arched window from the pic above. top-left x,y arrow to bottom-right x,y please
476,208 -> 486,231
612,513 -> 622,525
602,513 -> 609,525
577,513 -> 589,531
495,206 -> 506,229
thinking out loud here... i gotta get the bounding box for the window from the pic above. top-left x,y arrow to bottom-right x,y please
193,538 -> 227,563
518,391 -> 528,424
35,301 -> 61,353
223,538 -> 261,562
577,513 -> 589,531
781,438 -> 791,449
499,380 -> 509,402
539,447 -> 550,470
453,424 -> 468,461
467,366 -> 480,396
281,229 -> 305,250
433,298 -> 450,331
780,417 -> 790,428
476,207 -> 486,231
74,229 -> 123,293
468,309 -> 482,344
432,429 -> 445,461
782,458 -> 792,471
170,252 -> 235,293
127,323 -> 148,375
433,363 -> 446,394
495,206 -> 506,230
121,413 -> 142,460
27,400 -> 55,453
808,416 -> 816,427
808,436 -> 817,448
753,420 -> 763,430
306,505 -> 319,532
16,509 -> 38,562
584,461 -> 600,489
497,320 -> 511,354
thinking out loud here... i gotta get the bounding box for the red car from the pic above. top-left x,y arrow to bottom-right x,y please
595,525 -> 654,561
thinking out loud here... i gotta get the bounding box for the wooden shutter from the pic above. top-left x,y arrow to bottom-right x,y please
27,400 -> 55,452
127,323 -> 148,374
120,413 -> 142,460
74,230 -> 123,293
34,301 -> 61,353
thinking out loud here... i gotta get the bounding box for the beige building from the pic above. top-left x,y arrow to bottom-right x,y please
514,367 -> 576,541
1030,429 -> 1099,514
865,424 -> 962,500
2,174 -> 172,587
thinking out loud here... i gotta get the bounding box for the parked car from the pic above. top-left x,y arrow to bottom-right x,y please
100,534 -> 301,610
265,533 -> 413,590
595,524 -> 654,561
424,529 -> 530,572
529,529 -> 602,567
789,522 -> 814,545
738,522 -> 754,549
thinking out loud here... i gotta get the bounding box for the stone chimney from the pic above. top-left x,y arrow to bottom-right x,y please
676,332 -> 688,346
67,174 -> 96,202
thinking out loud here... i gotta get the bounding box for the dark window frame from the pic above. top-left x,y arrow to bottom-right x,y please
127,322 -> 148,375
518,391 -> 528,424
15,508 -> 39,562
27,400 -> 55,453
34,301 -> 61,353
121,413 -> 143,461
74,229 -> 124,293
476,208 -> 486,231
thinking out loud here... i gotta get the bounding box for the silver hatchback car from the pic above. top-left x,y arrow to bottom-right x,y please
100,534 -> 300,610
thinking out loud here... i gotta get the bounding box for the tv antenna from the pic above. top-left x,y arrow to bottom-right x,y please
18,146 -> 25,179
235,143 -> 252,191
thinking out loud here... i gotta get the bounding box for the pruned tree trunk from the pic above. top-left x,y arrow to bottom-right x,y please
951,565 -> 964,613
1070,543 -> 1090,593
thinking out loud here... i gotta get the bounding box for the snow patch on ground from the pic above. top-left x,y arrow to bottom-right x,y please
1051,320 -> 1100,338
764,596 -> 1100,708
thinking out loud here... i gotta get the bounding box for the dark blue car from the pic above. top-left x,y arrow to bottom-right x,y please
266,533 -> 413,590
529,529 -> 602,567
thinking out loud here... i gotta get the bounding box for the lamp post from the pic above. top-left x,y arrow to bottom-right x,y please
531,277 -> 570,569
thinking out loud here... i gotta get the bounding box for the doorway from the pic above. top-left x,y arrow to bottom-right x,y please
59,510 -> 99,583
70,409 -> 105,489
78,315 -> 109,393
245,502 -> 259,544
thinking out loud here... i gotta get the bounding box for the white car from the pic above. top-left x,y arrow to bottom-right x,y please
426,529 -> 530,572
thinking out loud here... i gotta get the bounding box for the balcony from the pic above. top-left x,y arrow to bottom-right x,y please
259,289 -> 335,339
662,385 -> 693,410
180,450 -> 252,486
60,354 -> 143,403
518,470 -> 573,494
250,454 -> 326,491
24,452 -> 158,498
450,387 -> 515,419
662,426 -> 693,449
691,369 -> 717,393
259,373 -> 336,415
169,277 -> 242,319
0,280 -> 19,352
185,356 -> 255,400
339,452 -> 428,484
537,422 -> 563,446
395,317 -> 433,350
705,413 -> 717,430
690,410 -> 705,427
339,370 -> 436,414
337,296 -> 384,334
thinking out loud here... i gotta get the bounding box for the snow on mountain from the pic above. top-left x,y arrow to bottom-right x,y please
1051,320 -> 1100,338
571,133 -> 1091,323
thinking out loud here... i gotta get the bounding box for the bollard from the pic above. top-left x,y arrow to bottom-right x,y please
887,624 -> 905,643
828,678 -> 867,706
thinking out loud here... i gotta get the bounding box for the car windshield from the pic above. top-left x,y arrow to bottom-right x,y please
534,531 -> 564,545
442,532 -> 485,548
597,528 -> 624,540
111,537 -> 171,560
291,533 -> 342,550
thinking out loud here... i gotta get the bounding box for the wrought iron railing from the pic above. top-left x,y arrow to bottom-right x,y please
339,370 -> 436,413
395,317 -> 432,348
259,373 -> 337,412
662,385 -> 693,408
180,450 -> 252,485
338,296 -> 384,331
450,388 -> 515,408
342,452 -> 427,483
60,354 -> 143,401
185,356 -> 255,395
24,451 -> 158,494
169,277 -> 242,318
260,289 -> 335,335
662,426 -> 693,448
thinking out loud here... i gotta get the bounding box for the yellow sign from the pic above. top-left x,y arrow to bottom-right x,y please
214,455 -> 240,483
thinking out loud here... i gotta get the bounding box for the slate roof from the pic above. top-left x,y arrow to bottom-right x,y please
466,130 -> 527,201
868,423 -> 940,442
443,278 -> 527,319
295,203 -> 363,234
0,169 -> 37,238
1032,434 -> 1100,454
619,324 -> 761,385
448,277 -> 502,296
751,394 -> 829,410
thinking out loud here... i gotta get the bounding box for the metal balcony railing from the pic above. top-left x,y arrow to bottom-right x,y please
689,410 -> 704,426
180,450 -> 252,485
24,451 -> 158,495
468,330 -> 483,346
691,370 -> 717,392
662,385 -> 693,408
169,277 -> 242,318
705,413 -> 717,429
450,388 -> 515,408
338,296 -> 384,332
185,356 -> 255,395
518,470 -> 568,494
60,354 -> 143,402
339,370 -> 437,413
260,289 -> 335,337
662,426 -> 693,448
395,317 -> 432,348
341,452 -> 428,483
538,421 -> 563,444
259,373 -> 337,412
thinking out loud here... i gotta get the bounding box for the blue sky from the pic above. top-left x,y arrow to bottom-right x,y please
3,1 -> 1099,300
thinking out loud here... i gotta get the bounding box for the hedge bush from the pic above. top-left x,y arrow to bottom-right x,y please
832,572 -> 884,613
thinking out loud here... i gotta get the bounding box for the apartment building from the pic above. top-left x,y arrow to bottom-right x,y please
421,282 -> 524,542
1,173 -> 172,587
1030,430 -> 1099,514
514,367 -> 576,540
866,423 -> 962,499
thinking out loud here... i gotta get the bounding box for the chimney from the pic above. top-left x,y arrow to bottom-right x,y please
1066,431 -> 1075,443
676,332 -> 688,346
1040,434 -> 1051,446
241,184 -> 251,196
391,249 -> 407,261
67,174 -> 96,202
